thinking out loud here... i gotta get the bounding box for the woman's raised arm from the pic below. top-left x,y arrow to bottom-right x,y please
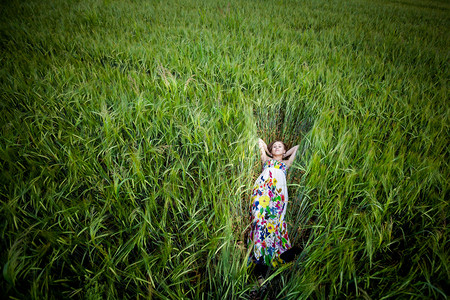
258,138 -> 271,163
284,145 -> 299,167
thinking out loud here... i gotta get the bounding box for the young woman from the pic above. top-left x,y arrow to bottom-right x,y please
248,138 -> 299,277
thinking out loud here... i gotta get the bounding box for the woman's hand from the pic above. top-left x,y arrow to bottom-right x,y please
258,138 -> 268,152
258,138 -> 270,162
258,138 -> 265,148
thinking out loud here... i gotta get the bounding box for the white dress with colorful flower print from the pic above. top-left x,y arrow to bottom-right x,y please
248,159 -> 291,267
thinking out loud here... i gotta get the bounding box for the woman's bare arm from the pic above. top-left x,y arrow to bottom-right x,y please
284,145 -> 299,167
258,138 -> 271,162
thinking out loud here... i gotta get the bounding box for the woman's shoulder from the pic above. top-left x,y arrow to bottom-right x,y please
280,160 -> 289,169
281,159 -> 290,167
261,156 -> 271,164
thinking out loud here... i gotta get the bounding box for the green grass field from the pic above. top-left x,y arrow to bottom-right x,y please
1,0 -> 448,298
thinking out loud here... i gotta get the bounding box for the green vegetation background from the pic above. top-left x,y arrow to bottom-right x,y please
0,0 -> 448,298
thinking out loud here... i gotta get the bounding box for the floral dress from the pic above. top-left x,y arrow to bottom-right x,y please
248,159 -> 291,267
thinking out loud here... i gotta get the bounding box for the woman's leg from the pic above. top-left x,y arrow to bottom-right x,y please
253,263 -> 268,278
279,246 -> 302,262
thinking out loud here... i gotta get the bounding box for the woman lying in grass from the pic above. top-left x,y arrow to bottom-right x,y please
248,138 -> 300,283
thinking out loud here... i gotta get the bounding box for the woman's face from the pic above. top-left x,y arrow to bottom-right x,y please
271,141 -> 285,156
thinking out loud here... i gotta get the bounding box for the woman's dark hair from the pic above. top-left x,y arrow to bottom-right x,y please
267,141 -> 288,156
